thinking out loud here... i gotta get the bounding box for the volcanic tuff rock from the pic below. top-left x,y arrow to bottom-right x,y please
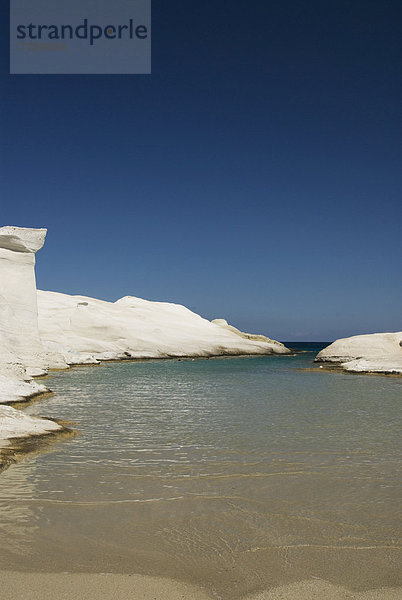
316,332 -> 402,374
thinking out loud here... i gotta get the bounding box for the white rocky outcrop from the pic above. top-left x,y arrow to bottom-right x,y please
316,332 -> 402,374
341,357 -> 402,374
0,405 -> 61,442
0,227 -> 64,442
0,374 -> 48,405
37,291 -> 290,365
0,226 -> 49,377
0,227 -> 51,406
212,318 -> 286,346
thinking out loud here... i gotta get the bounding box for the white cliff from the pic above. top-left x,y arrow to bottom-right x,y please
0,226 -> 56,399
0,227 -> 63,441
37,291 -> 290,365
316,332 -> 402,374
0,226 -> 49,377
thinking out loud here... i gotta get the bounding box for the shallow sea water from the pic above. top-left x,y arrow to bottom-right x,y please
0,348 -> 401,598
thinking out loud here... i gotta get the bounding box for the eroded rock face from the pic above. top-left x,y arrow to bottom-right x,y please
211,319 -> 289,351
0,226 -> 63,442
0,226 -> 47,254
315,332 -> 402,374
0,226 -> 48,377
0,227 -> 65,446
37,291 -> 290,365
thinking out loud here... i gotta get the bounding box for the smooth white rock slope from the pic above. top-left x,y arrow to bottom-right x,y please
37,291 -> 290,365
316,332 -> 402,374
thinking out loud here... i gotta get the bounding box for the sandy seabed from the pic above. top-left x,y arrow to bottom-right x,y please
0,572 -> 401,600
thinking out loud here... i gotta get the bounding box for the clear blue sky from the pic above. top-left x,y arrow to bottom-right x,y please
1,1 -> 401,341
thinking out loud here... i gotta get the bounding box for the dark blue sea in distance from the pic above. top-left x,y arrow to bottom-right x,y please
283,341 -> 331,352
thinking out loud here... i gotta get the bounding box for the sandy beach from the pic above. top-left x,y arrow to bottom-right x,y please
1,572 -> 401,600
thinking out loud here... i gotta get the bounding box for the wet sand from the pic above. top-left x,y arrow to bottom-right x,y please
0,572 -> 401,600
0,425 -> 75,474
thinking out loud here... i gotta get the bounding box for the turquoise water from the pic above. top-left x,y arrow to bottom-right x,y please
0,349 -> 401,597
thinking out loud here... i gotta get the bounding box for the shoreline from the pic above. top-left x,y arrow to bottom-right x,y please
314,360 -> 402,376
300,363 -> 402,377
0,419 -> 75,474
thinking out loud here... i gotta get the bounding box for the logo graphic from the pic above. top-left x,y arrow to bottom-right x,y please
10,0 -> 151,74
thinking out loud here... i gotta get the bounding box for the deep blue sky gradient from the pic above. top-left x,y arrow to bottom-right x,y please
1,1 -> 401,340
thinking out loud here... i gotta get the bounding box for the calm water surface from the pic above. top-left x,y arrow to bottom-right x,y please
0,348 -> 401,598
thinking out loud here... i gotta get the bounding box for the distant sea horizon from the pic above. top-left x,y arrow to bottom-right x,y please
281,341 -> 331,352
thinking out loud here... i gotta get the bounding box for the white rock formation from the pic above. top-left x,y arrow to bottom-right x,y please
212,318 -> 286,346
37,292 -> 290,365
316,332 -> 402,374
0,227 -> 63,442
0,405 -> 61,442
341,357 -> 402,374
0,374 -> 48,405
0,226 -> 49,377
